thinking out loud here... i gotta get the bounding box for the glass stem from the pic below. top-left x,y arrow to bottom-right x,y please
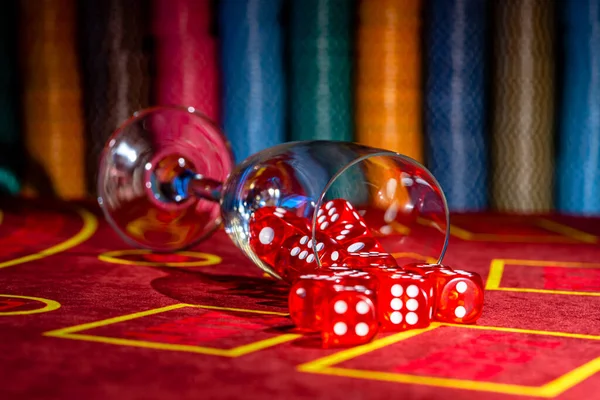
188,174 -> 223,202
166,170 -> 223,203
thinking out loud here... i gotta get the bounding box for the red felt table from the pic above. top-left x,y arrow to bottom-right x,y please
1,198 -> 599,399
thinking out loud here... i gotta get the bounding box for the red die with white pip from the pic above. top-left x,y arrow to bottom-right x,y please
248,206 -> 311,274
288,271 -> 377,332
321,287 -> 379,348
403,263 -> 484,324
435,270 -> 484,324
342,250 -> 398,269
315,199 -> 385,253
376,271 -> 433,331
275,234 -> 333,281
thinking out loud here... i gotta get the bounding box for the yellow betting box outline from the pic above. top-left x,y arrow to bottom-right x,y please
98,249 -> 222,267
418,217 -> 598,244
298,323 -> 600,398
44,303 -> 300,357
0,207 -> 98,270
0,294 -> 61,316
486,259 -> 600,297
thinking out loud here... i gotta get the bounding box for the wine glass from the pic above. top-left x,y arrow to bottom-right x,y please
97,106 -> 450,280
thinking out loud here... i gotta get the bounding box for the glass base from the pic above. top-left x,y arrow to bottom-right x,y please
97,106 -> 233,252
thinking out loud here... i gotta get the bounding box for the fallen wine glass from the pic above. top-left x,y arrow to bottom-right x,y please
97,105 -> 450,280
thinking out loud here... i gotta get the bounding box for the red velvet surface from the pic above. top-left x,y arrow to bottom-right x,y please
0,199 -> 599,399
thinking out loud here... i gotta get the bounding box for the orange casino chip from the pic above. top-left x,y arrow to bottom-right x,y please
355,0 -> 424,164
19,0 -> 86,199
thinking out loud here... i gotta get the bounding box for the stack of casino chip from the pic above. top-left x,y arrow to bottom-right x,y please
424,0 -> 489,212
355,0 -> 424,164
288,0 -> 354,142
152,0 -> 220,123
556,0 -> 600,215
0,2 -> 21,196
490,0 -> 555,213
18,0 -> 86,199
219,0 -> 286,163
288,0 -> 363,203
79,0 -> 150,194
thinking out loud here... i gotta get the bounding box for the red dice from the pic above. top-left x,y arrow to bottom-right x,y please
376,271 -> 433,331
321,288 -> 379,348
249,199 -> 486,349
435,270 -> 484,324
275,234 -> 328,281
315,199 -> 385,253
403,263 -> 484,324
249,206 -> 345,279
288,274 -> 337,332
342,250 -> 398,269
248,206 -> 311,272
249,200 -> 398,279
288,271 -> 377,332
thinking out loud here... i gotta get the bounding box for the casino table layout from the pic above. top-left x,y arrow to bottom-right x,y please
1,198 -> 600,400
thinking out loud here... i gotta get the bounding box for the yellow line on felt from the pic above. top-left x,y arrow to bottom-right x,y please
391,252 -> 437,264
418,217 -> 586,243
498,259 -> 600,268
536,218 -> 598,244
300,322 -> 600,375
98,249 -> 222,267
454,233 -> 580,243
228,334 -> 301,356
0,207 -> 98,269
299,323 -> 600,397
447,224 -> 474,240
493,287 -> 600,297
49,332 -> 300,357
485,259 -> 504,290
312,367 -> 548,397
486,258 -> 600,295
441,323 -> 600,341
45,303 -> 298,357
189,304 -> 290,317
471,235 -> 568,243
0,294 -> 61,316
541,357 -> 600,397
298,325 -> 440,372
389,221 -> 410,235
51,333 -> 233,356
45,304 -> 290,337
44,304 -> 189,336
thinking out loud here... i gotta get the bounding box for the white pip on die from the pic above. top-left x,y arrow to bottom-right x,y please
376,271 -> 434,331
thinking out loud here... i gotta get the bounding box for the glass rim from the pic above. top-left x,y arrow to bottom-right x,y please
310,149 -> 451,267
